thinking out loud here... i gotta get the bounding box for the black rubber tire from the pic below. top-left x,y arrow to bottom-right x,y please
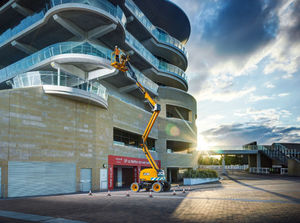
163,182 -> 171,192
152,182 -> 163,193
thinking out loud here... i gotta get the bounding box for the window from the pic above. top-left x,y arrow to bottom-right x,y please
113,128 -> 156,151
166,104 -> 191,121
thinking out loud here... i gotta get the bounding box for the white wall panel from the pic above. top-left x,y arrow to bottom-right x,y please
80,168 -> 92,192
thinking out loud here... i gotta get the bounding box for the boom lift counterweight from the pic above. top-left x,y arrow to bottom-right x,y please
111,48 -> 170,192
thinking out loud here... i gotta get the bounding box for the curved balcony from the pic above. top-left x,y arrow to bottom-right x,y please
0,41 -> 158,95
12,71 -> 108,108
0,0 -> 126,47
125,0 -> 186,55
0,42 -> 112,80
125,31 -> 188,90
124,0 -> 187,70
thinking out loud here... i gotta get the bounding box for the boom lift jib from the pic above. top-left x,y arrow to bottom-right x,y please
111,47 -> 170,192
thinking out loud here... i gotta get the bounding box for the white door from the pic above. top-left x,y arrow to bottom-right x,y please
80,168 -> 92,192
0,167 -> 2,198
8,161 -> 76,198
100,168 -> 107,190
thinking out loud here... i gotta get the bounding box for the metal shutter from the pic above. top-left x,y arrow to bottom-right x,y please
80,168 -> 92,192
8,161 -> 76,198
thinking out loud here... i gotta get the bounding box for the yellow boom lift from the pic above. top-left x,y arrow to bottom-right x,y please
111,48 -> 170,192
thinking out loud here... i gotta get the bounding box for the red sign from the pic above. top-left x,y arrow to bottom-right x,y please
108,155 -> 161,168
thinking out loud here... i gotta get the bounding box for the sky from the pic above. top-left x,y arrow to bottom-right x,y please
173,0 -> 300,150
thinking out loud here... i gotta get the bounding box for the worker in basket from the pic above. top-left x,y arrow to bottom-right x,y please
114,45 -> 120,62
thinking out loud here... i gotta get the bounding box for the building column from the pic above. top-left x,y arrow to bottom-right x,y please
57,67 -> 61,86
257,153 -> 261,169
169,168 -> 172,183
222,155 -> 226,175
117,167 -> 122,188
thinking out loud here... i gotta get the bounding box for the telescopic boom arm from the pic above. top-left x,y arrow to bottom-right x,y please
111,50 -> 160,172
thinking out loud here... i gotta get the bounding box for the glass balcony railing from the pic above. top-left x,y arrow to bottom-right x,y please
0,10 -> 45,45
12,71 -> 108,100
158,61 -> 188,81
0,41 -> 112,81
125,0 -> 187,55
130,66 -> 158,93
0,0 -> 126,46
125,31 -> 187,82
0,41 -> 158,94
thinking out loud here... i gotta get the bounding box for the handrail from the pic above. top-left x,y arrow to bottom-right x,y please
125,0 -> 187,56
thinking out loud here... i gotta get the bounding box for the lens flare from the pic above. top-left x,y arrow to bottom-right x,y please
165,123 -> 180,137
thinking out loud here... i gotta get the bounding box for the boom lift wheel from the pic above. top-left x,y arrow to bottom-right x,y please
163,182 -> 171,192
130,182 -> 140,192
152,182 -> 162,193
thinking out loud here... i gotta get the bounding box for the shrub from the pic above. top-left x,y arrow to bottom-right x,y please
183,169 -> 218,178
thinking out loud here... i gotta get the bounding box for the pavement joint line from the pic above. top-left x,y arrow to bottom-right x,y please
83,194 -> 300,204
0,210 -> 87,223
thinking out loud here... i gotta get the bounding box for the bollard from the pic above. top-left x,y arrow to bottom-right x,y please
126,191 -> 130,197
107,190 -> 111,196
88,190 -> 93,196
173,189 -> 176,195
149,190 -> 153,198
182,188 -> 186,194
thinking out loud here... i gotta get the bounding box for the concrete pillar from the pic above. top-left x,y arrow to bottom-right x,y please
222,155 -> 226,175
168,168 -> 172,183
57,67 -> 61,86
117,167 -> 122,187
257,152 -> 261,169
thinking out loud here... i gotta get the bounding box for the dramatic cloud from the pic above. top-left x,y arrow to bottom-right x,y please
173,0 -> 300,147
202,123 -> 300,147
202,0 -> 280,57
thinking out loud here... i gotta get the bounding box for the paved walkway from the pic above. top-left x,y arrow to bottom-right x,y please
0,173 -> 300,223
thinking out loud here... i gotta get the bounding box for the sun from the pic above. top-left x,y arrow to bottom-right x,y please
197,134 -> 210,151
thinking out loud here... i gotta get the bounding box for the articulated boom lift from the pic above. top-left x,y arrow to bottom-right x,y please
111,49 -> 170,192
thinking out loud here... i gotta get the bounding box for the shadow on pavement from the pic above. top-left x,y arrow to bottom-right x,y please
226,174 -> 300,204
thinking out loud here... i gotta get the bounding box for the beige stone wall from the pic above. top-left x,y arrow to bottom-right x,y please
0,86 -> 197,195
288,159 -> 300,176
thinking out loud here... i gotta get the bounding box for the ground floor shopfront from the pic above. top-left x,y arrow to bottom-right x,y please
0,155 -> 163,198
108,155 -> 161,190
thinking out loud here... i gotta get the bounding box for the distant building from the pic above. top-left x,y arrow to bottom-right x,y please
243,142 -> 300,175
0,0 -> 197,198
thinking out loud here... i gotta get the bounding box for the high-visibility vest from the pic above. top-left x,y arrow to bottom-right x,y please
115,48 -> 120,55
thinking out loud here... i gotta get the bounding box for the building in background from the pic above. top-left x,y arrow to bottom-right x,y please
243,142 -> 300,176
0,0 -> 197,198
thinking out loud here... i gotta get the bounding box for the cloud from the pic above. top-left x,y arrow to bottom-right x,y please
201,123 -> 300,148
264,82 -> 275,88
249,94 -> 273,102
234,107 -> 291,126
278,93 -> 289,97
195,86 -> 256,102
202,0 -> 280,57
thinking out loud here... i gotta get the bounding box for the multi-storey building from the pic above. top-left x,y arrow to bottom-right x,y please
0,0 -> 197,198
